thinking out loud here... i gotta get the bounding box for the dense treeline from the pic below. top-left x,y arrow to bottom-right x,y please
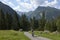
0,9 -> 20,30
0,9 -> 60,32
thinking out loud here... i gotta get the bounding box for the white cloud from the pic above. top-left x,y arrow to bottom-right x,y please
0,0 -> 59,12
44,0 -> 57,6
16,0 -> 20,2
15,0 -> 58,12
20,2 -> 32,9
15,0 -> 37,12
0,0 -> 13,7
3,0 -> 7,2
8,2 -> 15,7
14,6 -> 20,10
31,0 -> 47,5
13,5 -> 28,12
30,0 -> 58,7
24,0 -> 28,2
1,0 -> 8,4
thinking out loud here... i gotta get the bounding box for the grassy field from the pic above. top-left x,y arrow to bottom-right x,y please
0,30 -> 30,40
29,31 -> 60,40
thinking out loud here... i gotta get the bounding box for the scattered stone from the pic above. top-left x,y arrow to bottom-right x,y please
52,31 -> 59,34
44,30 -> 50,34
39,31 -> 43,34
19,29 -> 23,32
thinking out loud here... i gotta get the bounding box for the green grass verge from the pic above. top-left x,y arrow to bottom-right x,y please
29,31 -> 60,40
0,30 -> 30,40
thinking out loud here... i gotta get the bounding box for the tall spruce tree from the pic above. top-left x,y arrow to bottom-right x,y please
30,17 -> 39,30
30,17 -> 34,30
5,12 -> 13,30
56,17 -> 60,32
0,9 -> 6,29
11,12 -> 19,30
0,9 -> 1,29
39,11 -> 46,31
20,14 -> 30,31
45,21 -> 51,31
14,12 -> 20,30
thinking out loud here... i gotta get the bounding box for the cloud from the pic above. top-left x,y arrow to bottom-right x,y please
15,0 -> 37,12
15,0 -> 59,12
16,0 -> 21,2
20,2 -> 33,10
30,0 -> 58,7
13,5 -> 30,12
0,0 -> 60,12
31,0 -> 47,5
16,0 -> 39,11
8,2 -> 15,7
0,0 -> 8,4
13,6 -> 21,11
23,0 -> 28,2
45,0 -> 57,6
0,0 -> 15,7
30,0 -> 59,9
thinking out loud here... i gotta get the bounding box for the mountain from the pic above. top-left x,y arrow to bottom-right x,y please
0,2 -> 20,30
19,6 -> 60,20
0,2 -> 17,16
32,6 -> 60,19
17,11 -> 27,16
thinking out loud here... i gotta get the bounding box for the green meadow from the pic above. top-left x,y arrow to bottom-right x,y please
29,31 -> 60,40
0,30 -> 30,40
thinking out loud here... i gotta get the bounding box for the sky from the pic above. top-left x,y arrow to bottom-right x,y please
0,0 -> 60,12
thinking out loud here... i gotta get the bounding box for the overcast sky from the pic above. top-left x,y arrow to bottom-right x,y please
0,0 -> 60,12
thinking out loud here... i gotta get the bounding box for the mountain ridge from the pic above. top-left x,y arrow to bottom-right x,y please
0,1 -> 16,15
17,6 -> 60,20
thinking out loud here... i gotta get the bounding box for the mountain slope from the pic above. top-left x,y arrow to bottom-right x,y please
27,6 -> 60,20
0,2 -> 20,30
0,2 -> 16,15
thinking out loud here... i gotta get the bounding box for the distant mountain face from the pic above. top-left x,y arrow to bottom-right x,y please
0,2 -> 16,15
32,6 -> 60,20
17,6 -> 60,20
17,11 -> 27,16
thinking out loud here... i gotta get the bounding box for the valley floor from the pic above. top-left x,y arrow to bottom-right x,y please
0,30 -> 30,40
29,31 -> 60,40
24,32 -> 50,40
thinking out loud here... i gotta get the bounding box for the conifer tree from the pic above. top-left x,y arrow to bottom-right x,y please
39,11 -> 46,31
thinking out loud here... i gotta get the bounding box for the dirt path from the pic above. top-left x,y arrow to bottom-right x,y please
24,32 -> 51,40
